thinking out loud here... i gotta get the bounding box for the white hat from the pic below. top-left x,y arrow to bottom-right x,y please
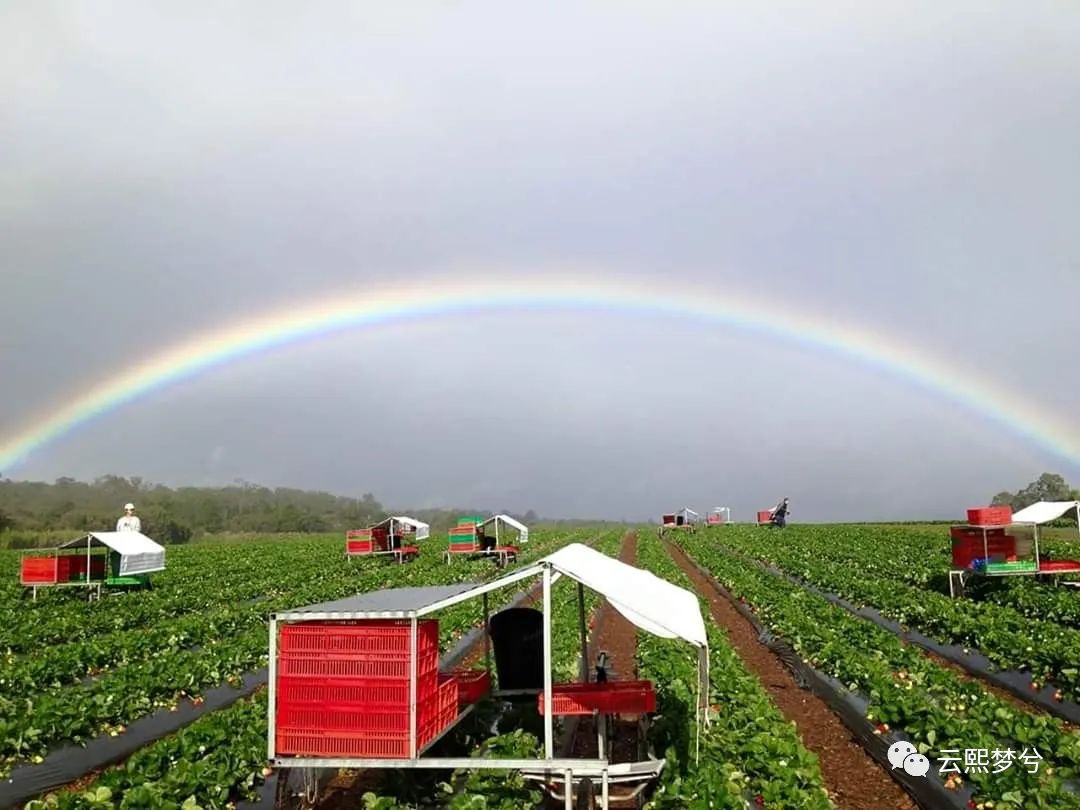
124,503 -> 135,511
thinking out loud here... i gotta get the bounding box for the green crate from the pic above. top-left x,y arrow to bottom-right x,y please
986,561 -> 1038,573
457,516 -> 484,527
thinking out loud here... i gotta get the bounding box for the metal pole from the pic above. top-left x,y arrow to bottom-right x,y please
409,617 -> 418,758
577,583 -> 588,683
483,592 -> 491,673
563,770 -> 573,810
543,564 -> 554,759
267,619 -> 278,760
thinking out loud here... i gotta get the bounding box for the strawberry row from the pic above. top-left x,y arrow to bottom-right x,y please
679,533 -> 1080,810
636,532 -> 834,809
23,530 -> 623,809
715,526 -> 1080,700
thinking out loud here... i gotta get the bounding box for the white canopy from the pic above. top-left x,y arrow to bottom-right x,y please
377,516 -> 430,541
542,543 -> 707,647
482,514 -> 529,543
677,507 -> 699,520
59,532 -> 166,576
1011,501 -> 1080,526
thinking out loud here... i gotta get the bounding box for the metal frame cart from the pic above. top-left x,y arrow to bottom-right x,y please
657,508 -> 699,538
706,507 -> 731,526
444,514 -> 528,566
948,503 -> 1080,597
346,516 -> 430,564
268,543 -> 709,810
19,531 -> 166,601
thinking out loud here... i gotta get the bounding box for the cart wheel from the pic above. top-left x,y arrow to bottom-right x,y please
274,769 -> 291,809
576,776 -> 595,810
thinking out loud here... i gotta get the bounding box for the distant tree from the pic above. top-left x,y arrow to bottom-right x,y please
991,491 -> 1016,508
523,509 -> 539,523
0,507 -> 12,532
1016,473 -> 1072,509
993,473 -> 1074,511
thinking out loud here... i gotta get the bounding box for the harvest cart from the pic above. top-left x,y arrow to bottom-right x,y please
706,507 -> 731,526
346,516 -> 430,564
19,532 -> 166,600
948,502 -> 1080,597
657,508 -> 698,538
268,543 -> 709,810
444,514 -> 528,566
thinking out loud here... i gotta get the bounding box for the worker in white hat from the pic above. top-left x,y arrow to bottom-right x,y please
116,503 -> 142,533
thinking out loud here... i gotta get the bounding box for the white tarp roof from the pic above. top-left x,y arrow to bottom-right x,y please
482,514 -> 529,543
59,532 -> 166,576
378,516 -> 430,540
1011,501 -> 1080,525
541,543 -> 707,647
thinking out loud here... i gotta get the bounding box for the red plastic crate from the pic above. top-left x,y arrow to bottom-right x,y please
445,669 -> 491,705
278,694 -> 441,733
1039,560 -> 1080,572
757,511 -> 772,524
275,725 -> 436,759
275,680 -> 457,759
967,506 -> 1012,527
347,539 -> 374,554
276,670 -> 439,706
448,541 -> 477,553
950,526 -> 1006,541
421,676 -> 458,747
277,648 -> 439,681
279,620 -> 438,656
951,533 -> 1016,568
21,556 -> 58,585
537,681 -> 657,716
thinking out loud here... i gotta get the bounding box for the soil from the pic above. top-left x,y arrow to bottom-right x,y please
664,539 -> 918,810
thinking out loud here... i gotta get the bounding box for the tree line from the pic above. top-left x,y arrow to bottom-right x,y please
991,472 -> 1079,512
0,475 -> 617,547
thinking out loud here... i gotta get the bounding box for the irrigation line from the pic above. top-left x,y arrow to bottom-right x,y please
667,542 -> 968,810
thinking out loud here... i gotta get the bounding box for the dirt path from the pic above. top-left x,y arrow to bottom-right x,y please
664,539 -> 917,810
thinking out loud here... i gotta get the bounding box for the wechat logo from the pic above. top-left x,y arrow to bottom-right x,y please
888,741 -> 930,777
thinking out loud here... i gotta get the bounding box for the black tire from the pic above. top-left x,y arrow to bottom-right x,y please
576,776 -> 595,810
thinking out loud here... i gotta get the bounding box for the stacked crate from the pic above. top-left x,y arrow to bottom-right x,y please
952,506 -> 1017,569
447,525 -> 479,554
346,529 -> 375,555
274,619 -> 458,759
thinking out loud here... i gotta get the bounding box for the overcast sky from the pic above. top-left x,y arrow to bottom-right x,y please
3,1 -> 1079,521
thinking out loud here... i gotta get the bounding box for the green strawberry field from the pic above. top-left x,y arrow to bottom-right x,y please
2,522 -> 1078,809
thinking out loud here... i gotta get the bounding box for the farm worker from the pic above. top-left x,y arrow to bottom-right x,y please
116,503 -> 142,532
770,498 -> 790,528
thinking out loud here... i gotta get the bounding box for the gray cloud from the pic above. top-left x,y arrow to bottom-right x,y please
3,1 -> 1079,519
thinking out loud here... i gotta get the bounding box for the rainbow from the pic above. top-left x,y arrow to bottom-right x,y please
2,272 -> 1078,472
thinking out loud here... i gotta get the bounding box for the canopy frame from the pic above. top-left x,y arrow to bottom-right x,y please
57,531 -> 166,576
269,544 -> 710,792
480,514 -> 529,545
1010,501 -> 1080,570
